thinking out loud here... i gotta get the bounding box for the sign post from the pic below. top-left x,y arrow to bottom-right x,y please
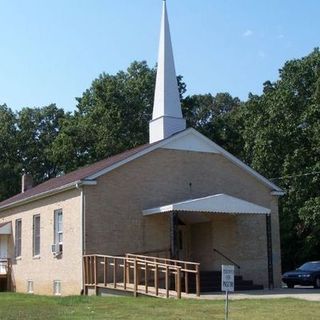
221,265 -> 234,320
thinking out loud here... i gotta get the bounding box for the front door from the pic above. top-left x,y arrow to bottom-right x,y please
177,226 -> 189,261
0,236 -> 8,274
0,236 -> 8,258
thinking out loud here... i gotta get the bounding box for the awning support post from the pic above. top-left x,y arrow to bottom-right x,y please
266,213 -> 274,289
170,211 -> 178,259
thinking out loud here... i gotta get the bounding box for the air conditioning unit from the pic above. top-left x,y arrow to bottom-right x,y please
51,243 -> 63,256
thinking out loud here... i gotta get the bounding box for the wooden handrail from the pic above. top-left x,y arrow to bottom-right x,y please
126,253 -> 200,296
130,248 -> 170,256
0,259 -> 12,292
0,258 -> 11,274
83,253 -> 200,298
126,258 -> 182,270
213,248 -> 241,269
126,253 -> 200,266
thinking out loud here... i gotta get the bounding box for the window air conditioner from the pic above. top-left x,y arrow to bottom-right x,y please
51,243 -> 63,255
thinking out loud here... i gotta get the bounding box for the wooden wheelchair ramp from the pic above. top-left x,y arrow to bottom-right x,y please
83,254 -> 200,299
0,259 -> 12,292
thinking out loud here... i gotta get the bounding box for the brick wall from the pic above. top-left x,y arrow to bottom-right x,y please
0,189 -> 82,295
84,148 -> 282,288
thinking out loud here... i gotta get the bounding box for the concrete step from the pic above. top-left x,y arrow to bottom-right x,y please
186,270 -> 263,292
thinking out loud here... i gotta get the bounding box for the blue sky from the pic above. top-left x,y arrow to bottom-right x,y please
1,0 -> 319,112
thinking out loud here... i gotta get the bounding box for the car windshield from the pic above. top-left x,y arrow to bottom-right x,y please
298,262 -> 320,271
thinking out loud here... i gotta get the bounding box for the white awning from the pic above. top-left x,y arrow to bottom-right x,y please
143,194 -> 271,216
0,222 -> 11,235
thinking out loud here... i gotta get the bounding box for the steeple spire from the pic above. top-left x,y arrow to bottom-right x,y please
149,0 -> 186,143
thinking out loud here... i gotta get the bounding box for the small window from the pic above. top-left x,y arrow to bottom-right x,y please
15,219 -> 22,257
27,280 -> 34,293
54,209 -> 63,253
33,215 -> 40,257
53,280 -> 61,295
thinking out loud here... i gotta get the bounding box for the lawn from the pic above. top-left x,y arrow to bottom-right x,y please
0,293 -> 319,320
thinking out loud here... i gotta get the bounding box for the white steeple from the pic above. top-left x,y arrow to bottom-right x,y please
149,0 -> 186,143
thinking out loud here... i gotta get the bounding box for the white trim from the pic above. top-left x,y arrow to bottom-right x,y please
81,180 -> 97,186
0,180 -> 96,212
187,129 -> 283,192
79,187 -> 84,291
0,222 -> 11,235
162,131 -> 219,153
87,130 -> 196,180
87,128 -> 283,192
271,191 -> 286,196
0,183 -> 78,212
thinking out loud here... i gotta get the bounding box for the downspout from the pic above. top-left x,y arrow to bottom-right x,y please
76,183 -> 85,293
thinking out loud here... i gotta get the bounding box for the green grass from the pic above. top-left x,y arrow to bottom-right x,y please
0,293 -> 319,320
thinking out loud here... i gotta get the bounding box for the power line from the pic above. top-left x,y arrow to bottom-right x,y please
270,171 -> 320,181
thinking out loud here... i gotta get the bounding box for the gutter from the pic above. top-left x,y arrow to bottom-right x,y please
0,179 -> 96,212
271,191 -> 286,196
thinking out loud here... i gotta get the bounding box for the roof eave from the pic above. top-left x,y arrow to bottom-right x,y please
271,190 -> 285,196
0,179 -> 96,212
86,128 -> 283,193
188,129 -> 284,193
86,129 -> 192,180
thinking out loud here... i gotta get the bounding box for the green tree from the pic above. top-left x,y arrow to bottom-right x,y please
0,104 -> 20,201
233,48 -> 320,270
182,92 -> 243,155
53,61 -> 186,172
17,104 -> 67,184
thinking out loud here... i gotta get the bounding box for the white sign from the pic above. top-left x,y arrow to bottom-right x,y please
221,265 -> 234,292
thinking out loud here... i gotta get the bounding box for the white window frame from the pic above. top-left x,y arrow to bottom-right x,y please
53,280 -> 62,295
15,219 -> 22,258
33,214 -> 40,257
54,209 -> 63,254
27,280 -> 34,293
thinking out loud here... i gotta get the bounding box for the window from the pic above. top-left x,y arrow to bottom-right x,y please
33,215 -> 40,257
15,219 -> 22,257
27,280 -> 34,293
53,280 -> 61,295
54,209 -> 63,254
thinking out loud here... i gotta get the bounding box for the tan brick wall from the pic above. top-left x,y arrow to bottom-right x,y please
84,148 -> 282,288
0,189 -> 82,295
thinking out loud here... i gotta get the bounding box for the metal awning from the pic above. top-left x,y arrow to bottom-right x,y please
0,222 -> 11,235
143,193 -> 271,216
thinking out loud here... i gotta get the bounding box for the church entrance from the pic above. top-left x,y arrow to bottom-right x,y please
0,235 -> 9,292
177,225 -> 189,261
0,236 -> 8,259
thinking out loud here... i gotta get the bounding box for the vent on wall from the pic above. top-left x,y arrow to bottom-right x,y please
53,280 -> 61,295
27,280 -> 34,294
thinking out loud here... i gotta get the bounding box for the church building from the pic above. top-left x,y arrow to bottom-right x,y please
0,1 -> 283,296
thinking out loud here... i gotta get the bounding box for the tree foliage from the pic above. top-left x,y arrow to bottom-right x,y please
182,92 -> 243,156
0,52 -> 319,272
0,104 -> 20,200
52,61 -> 186,172
17,104 -> 67,184
0,104 -> 67,201
230,49 -> 320,270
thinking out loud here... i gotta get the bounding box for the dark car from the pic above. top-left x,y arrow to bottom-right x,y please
282,261 -> 320,288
